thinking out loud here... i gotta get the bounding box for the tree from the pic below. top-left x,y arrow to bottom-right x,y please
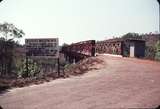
62,43 -> 69,46
0,22 -> 24,76
0,22 -> 24,41
122,33 -> 142,39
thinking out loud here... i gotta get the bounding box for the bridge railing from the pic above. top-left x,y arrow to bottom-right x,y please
61,40 -> 95,62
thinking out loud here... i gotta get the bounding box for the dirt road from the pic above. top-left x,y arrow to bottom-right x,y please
0,55 -> 160,109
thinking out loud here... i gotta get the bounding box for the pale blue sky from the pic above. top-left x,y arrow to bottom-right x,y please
0,0 -> 159,45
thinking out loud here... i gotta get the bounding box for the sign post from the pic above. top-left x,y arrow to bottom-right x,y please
57,58 -> 60,77
25,38 -> 59,76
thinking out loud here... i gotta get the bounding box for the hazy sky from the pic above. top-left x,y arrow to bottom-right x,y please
0,0 -> 159,45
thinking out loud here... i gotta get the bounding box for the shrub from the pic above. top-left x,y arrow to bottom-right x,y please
155,41 -> 160,61
17,59 -> 40,78
145,46 -> 156,60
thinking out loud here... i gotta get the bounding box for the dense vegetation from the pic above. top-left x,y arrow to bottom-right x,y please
155,41 -> 160,61
122,32 -> 160,60
0,22 -> 24,77
0,22 -> 46,79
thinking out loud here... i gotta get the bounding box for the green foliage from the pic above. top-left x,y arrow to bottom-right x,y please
0,22 -> 24,76
123,50 -> 129,57
145,46 -> 156,60
155,41 -> 160,61
18,59 -> 40,78
0,22 -> 25,40
122,33 -> 142,39
145,41 -> 160,61
0,37 -> 15,75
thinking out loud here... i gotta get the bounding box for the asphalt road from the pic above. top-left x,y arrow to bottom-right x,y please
0,55 -> 160,109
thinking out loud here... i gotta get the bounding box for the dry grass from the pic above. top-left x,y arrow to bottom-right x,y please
64,56 -> 104,76
0,56 -> 104,92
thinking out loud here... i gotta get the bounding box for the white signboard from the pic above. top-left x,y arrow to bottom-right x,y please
25,38 -> 59,58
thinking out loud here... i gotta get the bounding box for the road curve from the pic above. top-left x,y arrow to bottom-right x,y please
0,55 -> 160,109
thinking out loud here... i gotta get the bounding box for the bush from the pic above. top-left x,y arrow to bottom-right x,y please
17,59 -> 40,78
145,46 -> 156,60
155,41 -> 160,61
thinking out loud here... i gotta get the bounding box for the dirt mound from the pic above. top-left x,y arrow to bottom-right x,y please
64,56 -> 104,76
0,74 -> 57,91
